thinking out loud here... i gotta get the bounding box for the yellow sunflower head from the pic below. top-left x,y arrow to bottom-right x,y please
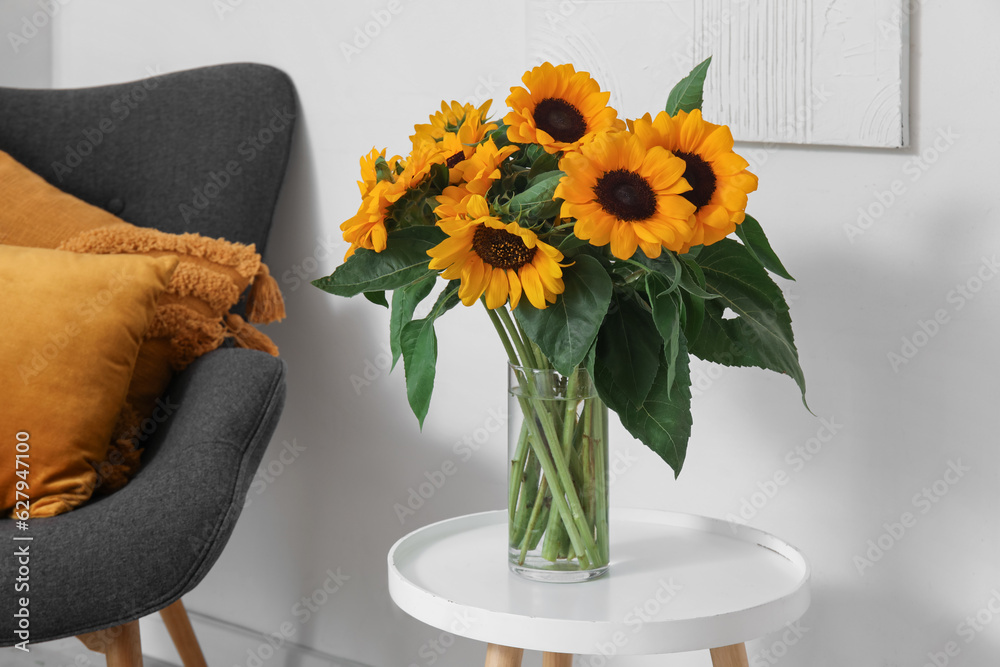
504,62 -> 625,154
427,195 -> 565,310
355,147 -> 401,197
452,138 -> 518,195
632,109 -> 758,251
411,100 -> 494,146
556,131 -> 696,259
397,139 -> 449,190
438,114 -> 499,184
341,148 -> 408,258
434,184 -> 475,220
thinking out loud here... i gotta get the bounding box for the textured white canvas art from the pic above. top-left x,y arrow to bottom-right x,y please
527,0 -> 909,148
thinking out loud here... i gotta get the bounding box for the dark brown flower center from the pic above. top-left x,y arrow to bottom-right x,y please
673,151 -> 717,209
594,169 -> 657,221
533,98 -> 588,143
472,225 -> 536,270
446,151 -> 465,168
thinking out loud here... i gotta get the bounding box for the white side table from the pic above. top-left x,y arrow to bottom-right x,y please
388,508 -> 809,667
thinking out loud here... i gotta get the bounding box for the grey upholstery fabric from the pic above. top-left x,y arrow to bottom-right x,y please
0,62 -> 296,251
0,63 -> 295,644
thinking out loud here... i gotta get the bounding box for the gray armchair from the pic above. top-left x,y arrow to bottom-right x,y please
0,63 -> 295,666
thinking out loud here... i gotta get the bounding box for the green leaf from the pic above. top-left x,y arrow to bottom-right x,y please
311,226 -> 445,297
363,291 -> 388,308
528,150 -> 560,181
665,56 -> 712,115
646,274 -> 683,396
392,189 -> 439,228
400,281 -> 461,427
593,287 -> 662,406
688,238 -> 806,402
557,234 -> 591,254
389,273 -> 436,369
486,123 -> 512,148
374,157 -> 393,183
613,348 -> 693,477
514,254 -> 613,375
431,162 -> 449,190
506,170 -> 564,222
735,214 -> 794,280
681,291 -> 705,342
678,255 -> 718,300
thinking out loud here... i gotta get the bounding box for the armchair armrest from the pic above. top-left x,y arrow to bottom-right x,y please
0,348 -> 287,644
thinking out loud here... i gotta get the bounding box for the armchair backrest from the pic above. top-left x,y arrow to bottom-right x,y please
0,63 -> 296,252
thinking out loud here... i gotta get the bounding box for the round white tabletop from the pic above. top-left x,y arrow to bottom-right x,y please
388,508 -> 810,656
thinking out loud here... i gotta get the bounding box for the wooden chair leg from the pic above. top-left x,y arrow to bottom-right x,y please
485,643 -> 524,667
77,620 -> 142,667
710,643 -> 749,667
160,599 -> 208,667
542,652 -> 573,667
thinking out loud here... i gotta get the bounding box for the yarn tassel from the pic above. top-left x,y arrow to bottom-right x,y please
225,313 -> 280,356
247,263 -> 286,323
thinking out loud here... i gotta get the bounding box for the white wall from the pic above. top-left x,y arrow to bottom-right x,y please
0,0 -> 53,87
19,1 -> 1000,665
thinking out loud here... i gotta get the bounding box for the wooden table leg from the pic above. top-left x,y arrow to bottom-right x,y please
710,643 -> 749,667
485,643 -> 524,667
542,652 -> 573,667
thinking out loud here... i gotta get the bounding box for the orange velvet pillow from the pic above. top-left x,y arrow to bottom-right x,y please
0,150 -> 285,492
0,245 -> 177,517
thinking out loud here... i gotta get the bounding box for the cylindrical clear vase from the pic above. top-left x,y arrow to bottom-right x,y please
507,363 -> 609,582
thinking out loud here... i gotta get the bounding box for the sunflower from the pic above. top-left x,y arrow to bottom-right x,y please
631,109 -> 758,250
556,131 -> 696,259
411,100 -> 494,146
434,184 -> 475,219
452,138 -> 518,195
427,195 -> 565,310
341,148 -> 407,258
505,62 -> 624,154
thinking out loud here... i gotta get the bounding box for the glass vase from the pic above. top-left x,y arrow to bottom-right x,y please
507,363 -> 609,582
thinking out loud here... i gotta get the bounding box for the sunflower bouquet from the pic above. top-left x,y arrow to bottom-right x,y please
315,58 -> 805,576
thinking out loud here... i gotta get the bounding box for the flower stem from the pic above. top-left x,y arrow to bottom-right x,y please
486,304 -> 602,568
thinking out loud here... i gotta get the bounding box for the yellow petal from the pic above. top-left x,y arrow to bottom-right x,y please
519,263 -> 546,309
609,222 -> 639,260
484,268 -> 509,309
507,269 -> 523,309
